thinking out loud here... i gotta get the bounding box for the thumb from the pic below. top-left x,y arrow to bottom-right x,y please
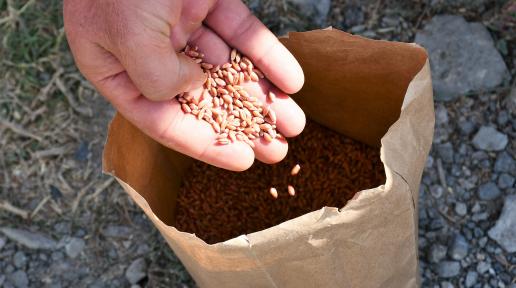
115,34 -> 205,102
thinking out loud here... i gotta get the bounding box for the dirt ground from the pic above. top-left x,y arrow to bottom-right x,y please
0,0 -> 514,287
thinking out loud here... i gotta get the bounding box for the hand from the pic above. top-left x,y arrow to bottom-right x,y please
64,0 -> 305,171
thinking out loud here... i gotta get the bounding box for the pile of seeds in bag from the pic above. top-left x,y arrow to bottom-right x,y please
174,120 -> 386,244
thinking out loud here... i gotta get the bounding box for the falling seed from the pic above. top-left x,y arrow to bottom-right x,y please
291,164 -> 301,176
269,187 -> 278,199
288,185 -> 295,196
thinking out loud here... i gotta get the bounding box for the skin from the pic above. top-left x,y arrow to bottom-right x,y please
64,0 -> 306,171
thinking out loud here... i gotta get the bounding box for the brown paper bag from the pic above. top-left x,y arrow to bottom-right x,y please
103,28 -> 434,288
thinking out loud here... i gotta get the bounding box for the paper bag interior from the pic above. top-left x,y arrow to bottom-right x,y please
103,29 -> 427,231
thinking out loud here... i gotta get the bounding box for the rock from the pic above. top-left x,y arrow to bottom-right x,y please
488,195 -> 516,252
125,258 -> 147,284
454,202 -> 468,216
465,271 -> 478,287
102,225 -> 132,239
493,152 -> 515,173
343,4 -> 365,28
435,105 -> 449,125
472,126 -> 509,151
430,185 -> 444,199
65,237 -> 85,259
9,270 -> 28,288
0,228 -> 57,250
74,141 -> 90,162
498,173 -> 515,189
448,234 -> 469,260
436,261 -> 461,278
429,244 -> 448,263
0,236 -> 6,250
287,0 -> 331,26
496,110 -> 509,126
415,15 -> 508,101
476,261 -> 491,274
12,251 -> 27,269
477,182 -> 501,201
441,281 -> 454,288
459,121 -> 476,136
0,275 -> 4,286
437,143 -> 454,163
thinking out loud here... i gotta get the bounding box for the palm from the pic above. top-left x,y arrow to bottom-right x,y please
65,0 -> 305,171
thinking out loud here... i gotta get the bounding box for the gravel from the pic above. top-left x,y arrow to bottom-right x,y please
436,261 -> 461,278
493,151 -> 516,173
497,173 -> 515,189
454,202 -> 468,216
465,271 -> 478,287
429,244 -> 448,263
476,261 -> 491,274
286,0 -> 331,26
12,251 -> 27,269
64,237 -> 85,259
414,15 -> 509,101
0,228 -> 57,250
125,258 -> 147,284
472,126 -> 509,151
448,234 -> 469,260
8,270 -> 29,288
0,237 -> 6,250
488,195 -> 516,253
477,182 -> 501,201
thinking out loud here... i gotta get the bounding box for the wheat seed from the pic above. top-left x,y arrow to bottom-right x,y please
291,164 -> 301,176
269,187 -> 278,199
288,185 -> 295,196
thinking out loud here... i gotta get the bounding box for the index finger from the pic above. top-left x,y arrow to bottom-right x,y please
204,0 -> 304,94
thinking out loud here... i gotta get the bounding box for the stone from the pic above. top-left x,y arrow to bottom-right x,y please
493,152 -> 515,173
430,185 -> 444,199
465,271 -> 478,287
448,234 -> 469,260
125,258 -> 147,284
287,0 -> 331,26
0,236 -> 6,250
415,15 -> 508,101
476,261 -> 491,274
496,110 -> 509,126
0,228 -> 57,250
429,244 -> 448,263
454,202 -> 468,216
65,237 -> 85,259
436,261 -> 461,278
498,173 -> 515,189
12,251 -> 27,269
488,195 -> 516,252
74,141 -> 90,162
9,270 -> 28,288
435,105 -> 449,125
441,281 -> 454,288
459,121 -> 476,136
437,143 -> 454,163
477,182 -> 501,201
102,225 -> 132,239
472,126 -> 509,151
343,3 -> 365,28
